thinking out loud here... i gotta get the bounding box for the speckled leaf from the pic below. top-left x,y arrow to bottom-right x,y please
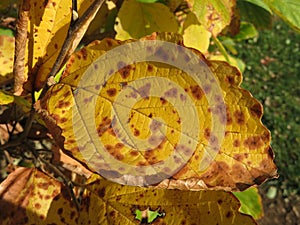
0,167 -> 66,224
15,0 -> 95,93
78,174 -> 257,224
115,0 -> 178,40
0,35 -> 14,86
189,0 -> 236,37
42,37 -> 277,191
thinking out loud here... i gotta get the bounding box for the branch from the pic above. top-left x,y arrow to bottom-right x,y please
40,0 -> 105,98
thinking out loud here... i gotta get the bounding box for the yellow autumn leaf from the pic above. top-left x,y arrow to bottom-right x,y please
41,36 -> 277,191
0,35 -> 14,86
78,174 -> 257,224
0,167 -> 69,224
183,12 -> 211,53
15,0 -> 96,93
115,0 -> 178,40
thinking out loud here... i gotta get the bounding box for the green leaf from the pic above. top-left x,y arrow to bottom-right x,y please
115,0 -> 178,40
233,187 -> 263,220
232,22 -> 258,41
240,0 -> 272,13
264,0 -> 300,32
0,28 -> 14,37
237,0 -> 272,29
0,90 -> 14,105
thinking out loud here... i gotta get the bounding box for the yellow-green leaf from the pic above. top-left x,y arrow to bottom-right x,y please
0,90 -> 14,105
78,174 -> 257,224
190,0 -> 236,37
42,37 -> 277,191
233,187 -> 263,220
115,0 -> 178,40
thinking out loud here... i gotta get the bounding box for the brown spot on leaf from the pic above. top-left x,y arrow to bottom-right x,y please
106,39 -> 113,47
160,97 -> 167,104
204,128 -> 211,140
244,136 -> 263,150
118,64 -> 132,79
147,64 -> 153,72
107,88 -> 117,97
37,182 -> 50,190
234,110 -> 245,125
97,117 -> 112,136
57,207 -> 63,215
233,139 -> 240,147
34,203 -> 41,209
130,150 -> 139,156
226,211 -> 233,218
98,187 -> 105,198
190,85 -> 203,100
134,129 -> 140,136
225,76 -> 235,85
250,102 -> 262,118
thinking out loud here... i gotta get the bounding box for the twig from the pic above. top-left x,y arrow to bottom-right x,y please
39,0 -> 105,99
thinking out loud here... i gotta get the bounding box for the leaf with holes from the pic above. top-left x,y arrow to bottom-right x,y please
41,35 -> 277,191
78,174 -> 257,224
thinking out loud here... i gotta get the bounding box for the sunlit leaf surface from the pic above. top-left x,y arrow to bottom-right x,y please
115,0 -> 178,40
41,36 -> 277,191
17,0 -> 94,92
189,0 -> 236,37
79,174 -> 257,225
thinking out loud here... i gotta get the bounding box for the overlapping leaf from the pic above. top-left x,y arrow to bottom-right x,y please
14,0 -> 98,94
0,171 -> 256,224
115,0 -> 178,40
189,0 -> 236,37
0,167 -> 66,224
41,36 -> 277,191
78,174 -> 257,224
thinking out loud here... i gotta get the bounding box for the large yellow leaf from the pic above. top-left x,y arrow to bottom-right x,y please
0,170 -> 256,224
79,174 -> 257,224
41,36 -> 277,191
115,0 -> 178,40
